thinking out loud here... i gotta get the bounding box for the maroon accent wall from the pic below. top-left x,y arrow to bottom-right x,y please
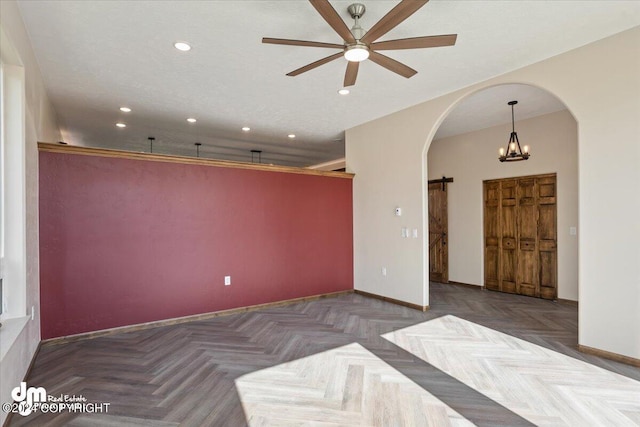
39,152 -> 353,339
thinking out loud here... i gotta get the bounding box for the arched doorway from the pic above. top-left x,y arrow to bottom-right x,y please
423,83 -> 578,302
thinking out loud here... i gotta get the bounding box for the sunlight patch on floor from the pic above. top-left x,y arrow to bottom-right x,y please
383,315 -> 640,426
235,342 -> 474,426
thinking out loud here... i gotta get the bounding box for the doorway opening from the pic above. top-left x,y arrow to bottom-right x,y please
425,83 -> 578,302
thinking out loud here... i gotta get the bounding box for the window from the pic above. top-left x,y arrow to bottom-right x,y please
0,42 -> 28,324
1,61 -> 6,318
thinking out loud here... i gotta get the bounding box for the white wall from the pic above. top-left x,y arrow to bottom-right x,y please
0,1 -> 60,424
347,27 -> 640,359
428,109 -> 579,300
349,111 -> 432,306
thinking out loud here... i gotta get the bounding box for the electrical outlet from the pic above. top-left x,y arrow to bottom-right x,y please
224,276 -> 231,286
31,305 -> 35,321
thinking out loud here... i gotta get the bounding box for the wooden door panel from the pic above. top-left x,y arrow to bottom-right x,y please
484,182 -> 500,291
540,250 -> 557,299
501,248 -> 517,293
538,176 -> 557,204
501,180 -> 517,203
539,205 -> 556,241
519,240 -> 535,250
518,249 -> 537,297
517,178 -> 538,296
502,237 -> 516,249
485,247 -> 499,291
518,178 -> 535,202
485,207 -> 499,238
429,183 -> 448,283
501,206 -> 517,238
500,180 -> 517,294
484,174 -> 557,300
486,185 -> 500,206
519,205 -> 537,239
539,240 -> 556,251
537,177 -> 557,299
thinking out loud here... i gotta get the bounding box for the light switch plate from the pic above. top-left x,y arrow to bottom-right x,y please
224,276 -> 231,286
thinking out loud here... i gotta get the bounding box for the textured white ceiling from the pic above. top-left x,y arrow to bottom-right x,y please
17,1 -> 640,166
434,84 -> 567,140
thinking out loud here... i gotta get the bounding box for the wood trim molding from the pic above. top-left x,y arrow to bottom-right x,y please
38,143 -> 354,179
447,281 -> 484,290
556,298 -> 578,306
577,344 -> 640,368
354,289 -> 429,312
41,290 -> 354,346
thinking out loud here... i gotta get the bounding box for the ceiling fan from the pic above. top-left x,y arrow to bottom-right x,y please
263,0 -> 457,87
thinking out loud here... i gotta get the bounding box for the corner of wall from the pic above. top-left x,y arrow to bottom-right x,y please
0,2 -> 60,424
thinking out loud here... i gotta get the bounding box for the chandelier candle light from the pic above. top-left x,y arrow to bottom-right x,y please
499,100 -> 530,162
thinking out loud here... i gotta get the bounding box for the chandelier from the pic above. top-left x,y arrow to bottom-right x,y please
499,100 -> 530,162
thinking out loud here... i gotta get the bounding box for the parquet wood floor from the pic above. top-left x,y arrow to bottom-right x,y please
384,315 -> 640,426
9,283 -> 640,426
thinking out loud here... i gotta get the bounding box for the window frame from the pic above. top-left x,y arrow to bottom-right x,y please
0,32 -> 28,323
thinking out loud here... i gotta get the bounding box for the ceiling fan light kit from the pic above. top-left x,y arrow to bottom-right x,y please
344,43 -> 369,62
498,100 -> 531,162
263,0 -> 457,87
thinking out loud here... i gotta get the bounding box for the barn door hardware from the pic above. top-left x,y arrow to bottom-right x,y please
428,176 -> 454,191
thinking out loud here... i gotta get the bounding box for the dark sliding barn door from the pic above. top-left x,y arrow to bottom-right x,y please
483,174 -> 557,299
429,182 -> 448,283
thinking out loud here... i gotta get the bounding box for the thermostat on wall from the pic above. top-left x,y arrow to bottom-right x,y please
395,207 -> 402,216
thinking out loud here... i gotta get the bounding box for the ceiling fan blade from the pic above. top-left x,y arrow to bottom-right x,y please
369,51 -> 417,78
372,34 -> 457,50
361,0 -> 429,44
262,37 -> 344,49
309,0 -> 356,44
344,61 -> 359,87
286,52 -> 344,76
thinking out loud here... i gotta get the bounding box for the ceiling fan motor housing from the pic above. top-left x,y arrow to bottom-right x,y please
347,3 -> 366,19
347,4 -> 367,40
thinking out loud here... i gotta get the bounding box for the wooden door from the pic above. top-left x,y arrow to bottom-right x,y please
483,174 -> 557,299
500,179 -> 518,294
517,178 -> 538,297
428,182 -> 448,283
537,175 -> 558,299
483,181 -> 500,291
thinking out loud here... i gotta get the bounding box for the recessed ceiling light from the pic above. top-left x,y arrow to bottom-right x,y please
187,118 -> 197,123
288,134 -> 296,139
174,42 -> 191,52
116,123 -> 126,128
242,127 -> 251,132
338,89 -> 350,95
119,107 -> 131,112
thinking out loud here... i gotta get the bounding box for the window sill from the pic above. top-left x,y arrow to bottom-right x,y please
0,316 -> 29,362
